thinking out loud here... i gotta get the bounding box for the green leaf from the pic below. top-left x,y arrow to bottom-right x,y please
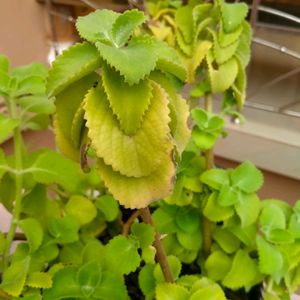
95,195 -> 119,222
76,9 -> 119,43
288,214 -> 300,239
189,282 -> 226,300
25,114 -> 50,131
175,207 -> 200,233
260,203 -> 286,233
65,195 -> 97,225
236,21 -> 252,67
192,128 -> 217,150
200,168 -> 229,190
217,184 -> 240,206
205,250 -> 232,281
219,23 -> 243,47
77,260 -> 102,298
104,235 -> 140,275
138,264 -> 156,296
177,229 -> 202,251
219,0 -> 249,33
0,231 -> 6,254
231,161 -> 264,193
256,235 -> 283,275
18,95 -> 55,115
85,80 -> 172,177
0,70 -> 10,95
207,52 -> 238,93
223,250 -> 260,289
32,150 -> 82,193
0,257 -> 30,297
19,218 -> 43,253
112,10 -> 146,47
15,76 -> 46,97
0,54 -> 9,72
47,42 -> 101,96
266,228 -> 294,244
0,149 -> 7,180
0,114 -> 19,143
235,193 -> 261,227
96,36 -> 158,85
155,283 -> 189,300
93,271 -> 128,300
48,215 -> 80,244
213,227 -> 240,254
43,266 -> 81,300
12,63 -> 47,79
152,206 -> 178,234
26,272 -> 52,289
59,242 -> 83,265
102,63 -> 152,135
204,192 -> 234,222
131,222 -> 155,249
154,255 -> 181,282
175,6 -> 193,44
229,223 -> 256,246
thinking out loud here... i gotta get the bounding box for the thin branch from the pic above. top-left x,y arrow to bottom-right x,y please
122,210 -> 142,236
140,207 -> 174,283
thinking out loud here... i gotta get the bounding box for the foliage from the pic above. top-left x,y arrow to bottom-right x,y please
0,2 -> 299,300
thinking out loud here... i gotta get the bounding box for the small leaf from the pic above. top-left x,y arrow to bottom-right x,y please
152,206 -> 178,234
19,95 -> 55,115
154,255 -> 181,282
104,235 -> 141,275
65,195 -> 97,225
77,260 -> 102,298
189,282 -> 226,300
177,229 -> 202,251
138,264 -> 156,296
0,114 -> 19,143
200,168 -> 229,190
175,207 -> 200,233
0,257 -> 30,297
48,215 -> 80,244
131,222 -> 155,249
26,272 -> 52,289
205,250 -> 232,281
256,235 -> 283,275
15,76 -> 46,97
231,161 -> 264,193
96,36 -> 158,85
0,54 -> 9,72
260,203 -> 286,233
112,10 -> 146,47
32,150 -> 82,193
213,227 -> 240,254
60,242 -> 84,265
47,42 -> 101,96
19,218 -> 43,253
0,149 -> 7,180
76,9 -> 119,43
155,283 -> 189,300
266,228 -> 294,244
222,250 -> 260,289
192,128 -> 217,150
217,184 -> 240,207
236,21 -> 252,67
95,195 -> 119,222
43,267 -> 81,300
175,6 -> 193,44
12,63 -> 47,79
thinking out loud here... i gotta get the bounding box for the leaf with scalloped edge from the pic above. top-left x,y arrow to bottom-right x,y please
55,73 -> 98,142
207,51 -> 238,93
102,64 -> 152,135
54,116 -> 79,161
218,0 -> 249,33
219,23 -> 243,47
85,80 -> 172,177
112,10 -> 146,47
236,21 -> 252,68
96,148 -> 175,208
150,71 -> 190,154
176,29 -> 193,57
156,283 -> 189,300
47,43 -> 101,96
96,36 -> 158,85
26,272 -> 52,289
232,55 -> 247,110
175,5 -> 194,45
210,29 -> 239,64
76,9 -> 119,43
186,40 -> 212,83
222,250 -> 260,289
189,282 -> 226,300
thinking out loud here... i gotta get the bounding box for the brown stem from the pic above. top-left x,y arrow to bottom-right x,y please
202,93 -> 214,258
122,210 -> 142,236
0,289 -> 11,300
140,207 -> 174,283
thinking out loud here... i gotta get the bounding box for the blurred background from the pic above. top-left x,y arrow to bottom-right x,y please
0,0 -> 299,204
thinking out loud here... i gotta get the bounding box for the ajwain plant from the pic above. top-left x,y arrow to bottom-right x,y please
0,1 -> 300,300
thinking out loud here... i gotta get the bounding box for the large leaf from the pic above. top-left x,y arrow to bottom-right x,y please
76,9 -> 119,43
112,10 -> 146,47
47,42 -> 101,96
256,235 -> 283,275
156,283 -> 189,300
19,218 -> 43,253
231,161 -> 264,193
104,235 -> 141,275
96,152 -> 175,208
0,257 -> 30,297
32,150 -> 82,192
0,114 -> 19,143
96,36 -> 158,85
85,80 -> 172,177
222,250 -> 260,289
102,64 -> 152,135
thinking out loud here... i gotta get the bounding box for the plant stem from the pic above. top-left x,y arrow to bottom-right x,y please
140,207 -> 174,283
2,99 -> 24,271
0,288 -> 11,300
122,210 -> 142,236
203,93 -> 214,258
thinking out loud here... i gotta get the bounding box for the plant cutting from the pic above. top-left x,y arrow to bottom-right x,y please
0,2 -> 299,300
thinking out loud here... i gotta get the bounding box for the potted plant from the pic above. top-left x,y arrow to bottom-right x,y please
0,2 -> 299,300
